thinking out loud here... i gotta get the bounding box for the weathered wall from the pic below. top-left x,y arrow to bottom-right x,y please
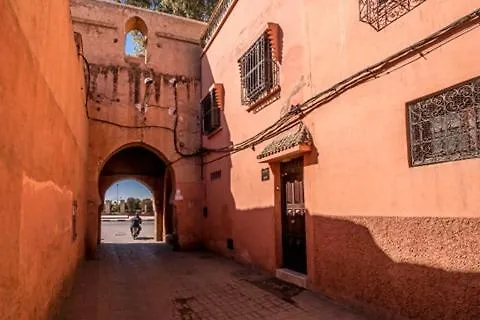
201,0 -> 308,272
303,1 -> 480,318
201,0 -> 480,318
0,0 -> 89,319
70,0 -> 206,253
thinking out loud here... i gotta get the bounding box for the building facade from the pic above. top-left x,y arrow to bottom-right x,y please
2,0 -> 479,319
200,1 -> 480,319
70,0 -> 206,253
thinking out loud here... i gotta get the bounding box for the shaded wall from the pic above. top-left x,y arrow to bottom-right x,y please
201,0 -> 480,318
0,0 -> 89,319
201,0 -> 307,272
70,0 -> 206,253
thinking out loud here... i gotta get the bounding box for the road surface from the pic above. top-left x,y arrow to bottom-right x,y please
101,220 -> 155,243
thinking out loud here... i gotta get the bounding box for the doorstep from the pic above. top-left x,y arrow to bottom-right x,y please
275,268 -> 307,288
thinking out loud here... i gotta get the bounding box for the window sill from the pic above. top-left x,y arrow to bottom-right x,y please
124,55 -> 145,64
205,127 -> 223,139
246,86 -> 281,113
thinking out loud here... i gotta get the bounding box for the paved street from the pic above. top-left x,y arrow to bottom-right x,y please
101,220 -> 155,243
59,223 -> 370,320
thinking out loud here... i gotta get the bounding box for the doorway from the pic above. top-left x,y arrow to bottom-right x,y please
280,157 -> 307,274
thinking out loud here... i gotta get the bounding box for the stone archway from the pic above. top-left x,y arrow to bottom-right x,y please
95,144 -> 175,246
85,139 -> 204,259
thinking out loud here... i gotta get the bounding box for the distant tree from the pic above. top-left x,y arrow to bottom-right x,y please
142,198 -> 154,213
126,30 -> 147,56
159,0 -> 217,21
115,0 -> 218,21
110,201 -> 120,213
126,197 -> 137,213
134,198 -> 142,211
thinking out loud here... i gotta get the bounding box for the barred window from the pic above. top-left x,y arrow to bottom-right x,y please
407,76 -> 480,166
239,33 -> 279,106
202,91 -> 220,135
359,0 -> 426,31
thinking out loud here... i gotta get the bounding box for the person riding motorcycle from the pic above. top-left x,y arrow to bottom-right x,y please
130,213 -> 142,237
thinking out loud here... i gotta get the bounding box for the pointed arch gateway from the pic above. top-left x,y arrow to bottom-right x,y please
97,143 -> 176,244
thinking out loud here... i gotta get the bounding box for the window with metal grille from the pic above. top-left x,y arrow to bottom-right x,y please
202,91 -> 220,135
239,32 -> 278,105
359,0 -> 426,31
407,76 -> 480,166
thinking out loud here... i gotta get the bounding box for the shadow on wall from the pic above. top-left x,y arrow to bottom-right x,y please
310,215 -> 480,320
200,56 -> 238,262
200,46 -> 479,320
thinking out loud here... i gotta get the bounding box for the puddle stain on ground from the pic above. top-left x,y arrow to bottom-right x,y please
244,277 -> 304,305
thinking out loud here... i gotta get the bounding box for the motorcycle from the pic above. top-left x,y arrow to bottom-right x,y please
131,226 -> 141,239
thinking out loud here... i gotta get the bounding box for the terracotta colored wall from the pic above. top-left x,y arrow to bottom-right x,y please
201,0 -> 480,318
201,0 -> 308,272
0,0 -> 89,319
70,0 -> 206,253
302,1 -> 480,318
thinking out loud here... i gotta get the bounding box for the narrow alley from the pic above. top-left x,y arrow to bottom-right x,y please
2,0 -> 478,319
60,223 -> 369,320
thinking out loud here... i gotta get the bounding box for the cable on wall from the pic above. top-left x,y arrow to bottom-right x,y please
202,8 -> 480,165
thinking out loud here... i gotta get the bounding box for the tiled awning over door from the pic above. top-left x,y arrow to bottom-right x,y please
257,123 -> 313,162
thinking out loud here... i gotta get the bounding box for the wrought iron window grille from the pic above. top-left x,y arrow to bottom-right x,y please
360,0 -> 427,31
202,91 -> 221,135
407,76 -> 480,167
238,33 -> 279,107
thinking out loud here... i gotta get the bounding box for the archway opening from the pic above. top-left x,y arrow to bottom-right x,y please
102,179 -> 155,242
98,145 -> 175,244
125,16 -> 148,57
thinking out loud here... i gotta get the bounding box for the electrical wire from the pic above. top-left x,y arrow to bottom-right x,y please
78,9 -> 480,166
202,8 -> 480,165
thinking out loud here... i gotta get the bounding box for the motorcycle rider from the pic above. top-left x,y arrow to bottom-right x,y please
130,213 -> 142,237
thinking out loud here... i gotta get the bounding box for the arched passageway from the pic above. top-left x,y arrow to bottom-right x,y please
98,145 -> 175,243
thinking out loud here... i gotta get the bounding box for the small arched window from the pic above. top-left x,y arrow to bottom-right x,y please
124,16 -> 148,57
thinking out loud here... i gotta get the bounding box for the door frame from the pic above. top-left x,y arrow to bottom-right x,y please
272,156 -> 309,276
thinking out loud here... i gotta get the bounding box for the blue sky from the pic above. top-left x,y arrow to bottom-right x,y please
105,179 -> 153,200
125,32 -> 136,55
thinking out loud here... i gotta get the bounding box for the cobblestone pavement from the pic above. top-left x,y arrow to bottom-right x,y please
60,224 -> 370,320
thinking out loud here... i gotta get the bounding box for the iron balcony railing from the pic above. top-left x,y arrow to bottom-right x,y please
201,0 -> 237,48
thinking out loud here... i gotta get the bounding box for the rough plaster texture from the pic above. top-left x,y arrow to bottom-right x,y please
201,0 -> 480,318
2,0 -> 479,318
70,0 -> 206,255
0,0 -> 89,319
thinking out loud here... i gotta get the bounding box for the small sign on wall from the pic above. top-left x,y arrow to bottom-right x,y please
261,168 -> 270,181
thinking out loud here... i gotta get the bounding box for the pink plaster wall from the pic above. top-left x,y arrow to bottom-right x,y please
0,0 -> 89,318
201,0 -> 480,318
70,0 -> 206,252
